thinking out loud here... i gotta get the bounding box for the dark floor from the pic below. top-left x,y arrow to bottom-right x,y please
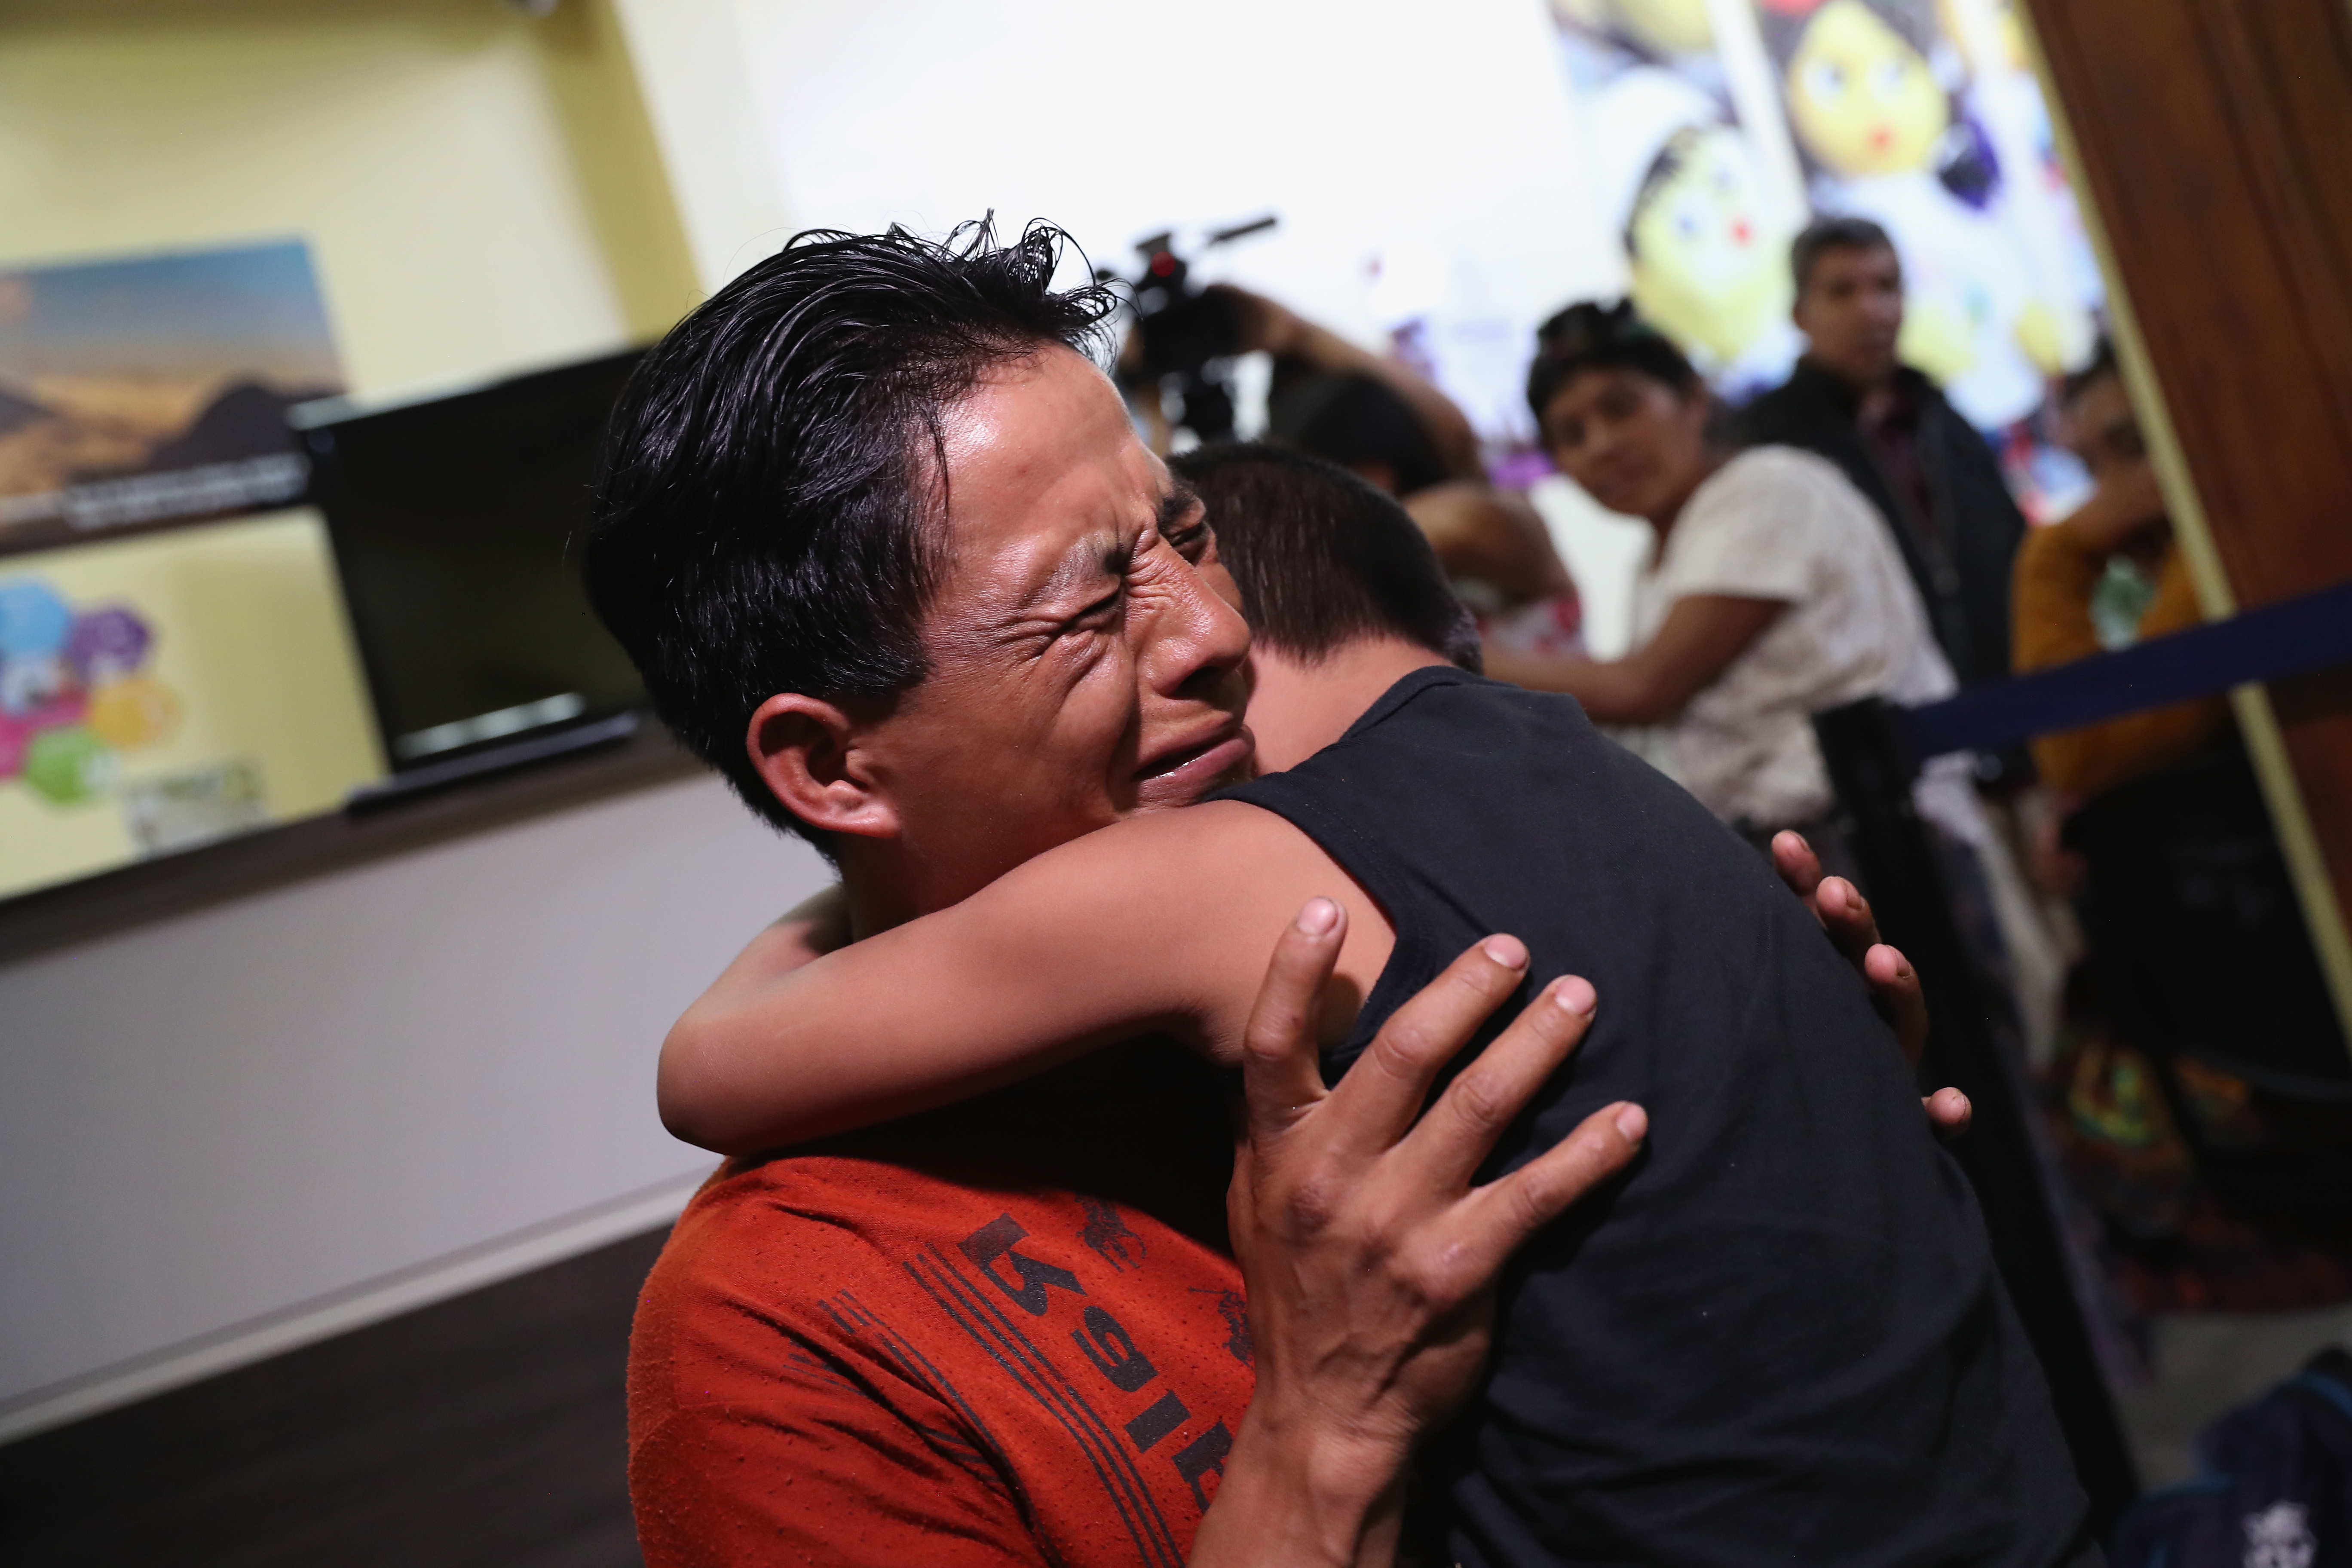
0,1226 -> 668,1568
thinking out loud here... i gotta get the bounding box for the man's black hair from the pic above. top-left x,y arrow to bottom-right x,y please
1790,215 -> 1898,296
2061,335 -> 2121,408
1265,371 -> 1452,498
579,220 -> 1117,844
1173,443 -> 1481,674
1525,299 -> 1701,427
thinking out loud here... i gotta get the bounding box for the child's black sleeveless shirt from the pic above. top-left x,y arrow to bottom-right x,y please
1217,666 -> 2087,1568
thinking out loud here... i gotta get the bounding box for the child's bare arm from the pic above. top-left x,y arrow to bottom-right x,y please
659,802 -> 1391,1155
737,884 -> 853,971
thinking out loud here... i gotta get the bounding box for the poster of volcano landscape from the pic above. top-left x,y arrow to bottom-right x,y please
0,240 -> 343,555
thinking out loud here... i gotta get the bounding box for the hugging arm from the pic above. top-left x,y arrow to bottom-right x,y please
657,804 -> 1369,1155
661,813 -> 1964,1156
663,826 -> 1195,1153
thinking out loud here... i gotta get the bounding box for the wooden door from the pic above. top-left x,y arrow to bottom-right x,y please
2024,0 -> 2352,1026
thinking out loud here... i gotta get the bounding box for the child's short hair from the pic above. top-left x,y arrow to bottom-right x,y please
1171,443 -> 1482,674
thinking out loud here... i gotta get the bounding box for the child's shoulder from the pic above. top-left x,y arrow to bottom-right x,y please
1073,795 -> 1314,868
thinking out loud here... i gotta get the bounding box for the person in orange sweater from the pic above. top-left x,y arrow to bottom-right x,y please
2012,343 -> 2232,797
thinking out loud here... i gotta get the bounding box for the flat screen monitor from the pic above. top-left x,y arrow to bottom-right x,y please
295,349 -> 647,772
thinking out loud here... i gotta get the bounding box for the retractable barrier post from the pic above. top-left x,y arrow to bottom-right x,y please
1814,697 -> 2141,1535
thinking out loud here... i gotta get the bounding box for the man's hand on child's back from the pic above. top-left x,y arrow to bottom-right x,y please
1193,900 -> 1647,1567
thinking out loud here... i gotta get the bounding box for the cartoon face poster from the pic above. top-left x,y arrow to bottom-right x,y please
0,240 -> 343,555
1550,0 -> 1809,400
1547,0 -> 2105,516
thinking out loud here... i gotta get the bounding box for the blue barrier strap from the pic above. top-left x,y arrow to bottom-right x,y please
1903,579 -> 2352,761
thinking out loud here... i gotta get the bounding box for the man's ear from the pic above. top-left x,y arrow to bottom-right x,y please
746,692 -> 900,842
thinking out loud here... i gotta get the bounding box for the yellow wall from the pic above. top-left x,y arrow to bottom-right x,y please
0,0 -> 700,397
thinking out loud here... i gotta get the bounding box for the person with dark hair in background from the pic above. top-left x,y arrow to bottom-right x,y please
1216,286 -> 1588,662
589,217 -> 2080,1566
2012,341 -> 2230,798
1738,216 -> 2030,700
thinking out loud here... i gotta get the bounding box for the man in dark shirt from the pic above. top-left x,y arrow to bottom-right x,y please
1738,217 -> 2029,695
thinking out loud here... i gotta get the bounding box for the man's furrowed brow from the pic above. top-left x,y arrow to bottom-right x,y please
1009,484 -> 1196,622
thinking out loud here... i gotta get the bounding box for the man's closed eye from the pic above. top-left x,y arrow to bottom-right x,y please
1065,586 -> 1124,635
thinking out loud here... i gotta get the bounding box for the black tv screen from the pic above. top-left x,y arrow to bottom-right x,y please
296,349 -> 646,771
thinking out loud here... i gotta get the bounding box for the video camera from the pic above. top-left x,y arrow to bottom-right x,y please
1107,215 -> 1276,444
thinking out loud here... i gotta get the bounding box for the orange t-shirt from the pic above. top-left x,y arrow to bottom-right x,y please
628,1045 -> 1254,1568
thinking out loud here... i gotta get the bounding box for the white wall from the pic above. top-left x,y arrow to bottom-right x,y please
0,774 -> 828,1439
609,0 -> 798,294
622,0 -> 1625,445
616,0 -> 1657,610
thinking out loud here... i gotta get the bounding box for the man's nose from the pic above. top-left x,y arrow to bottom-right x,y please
1140,557 -> 1251,701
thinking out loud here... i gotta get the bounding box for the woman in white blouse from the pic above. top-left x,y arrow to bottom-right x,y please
1494,300 -> 2068,1057
1490,300 -> 1961,862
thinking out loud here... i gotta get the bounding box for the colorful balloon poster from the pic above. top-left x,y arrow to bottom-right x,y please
0,509 -> 383,900
0,240 -> 343,555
